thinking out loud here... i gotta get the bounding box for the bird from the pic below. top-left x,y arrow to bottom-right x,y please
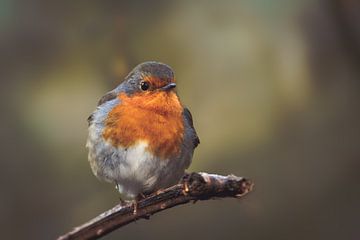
86,61 -> 199,202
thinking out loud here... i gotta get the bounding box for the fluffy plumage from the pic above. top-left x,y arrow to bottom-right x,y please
86,61 -> 199,199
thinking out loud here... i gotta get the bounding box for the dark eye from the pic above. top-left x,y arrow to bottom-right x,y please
140,81 -> 150,91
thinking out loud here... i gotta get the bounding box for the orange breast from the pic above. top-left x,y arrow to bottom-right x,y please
102,91 -> 184,159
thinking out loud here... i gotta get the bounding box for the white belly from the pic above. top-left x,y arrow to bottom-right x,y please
87,136 -> 187,199
114,141 -> 170,199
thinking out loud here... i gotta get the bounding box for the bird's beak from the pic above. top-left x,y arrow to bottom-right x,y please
161,83 -> 176,91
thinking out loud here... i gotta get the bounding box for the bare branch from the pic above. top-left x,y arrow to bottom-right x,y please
57,172 -> 254,240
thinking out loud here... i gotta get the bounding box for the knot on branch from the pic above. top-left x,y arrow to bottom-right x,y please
181,172 -> 253,200
181,172 -> 207,195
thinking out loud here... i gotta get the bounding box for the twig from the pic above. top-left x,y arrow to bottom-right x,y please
57,172 -> 254,240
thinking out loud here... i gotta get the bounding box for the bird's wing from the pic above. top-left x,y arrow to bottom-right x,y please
183,107 -> 200,148
87,90 -> 118,126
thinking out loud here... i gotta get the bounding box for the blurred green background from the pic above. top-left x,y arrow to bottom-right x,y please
1,0 -> 359,239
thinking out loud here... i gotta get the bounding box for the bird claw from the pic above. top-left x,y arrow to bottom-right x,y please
133,193 -> 147,215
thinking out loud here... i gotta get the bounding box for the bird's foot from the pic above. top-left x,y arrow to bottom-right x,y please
132,193 -> 146,215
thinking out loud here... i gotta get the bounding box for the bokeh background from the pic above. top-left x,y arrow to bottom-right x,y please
1,0 -> 359,239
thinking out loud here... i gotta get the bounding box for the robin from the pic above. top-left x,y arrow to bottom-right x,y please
86,61 -> 199,202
